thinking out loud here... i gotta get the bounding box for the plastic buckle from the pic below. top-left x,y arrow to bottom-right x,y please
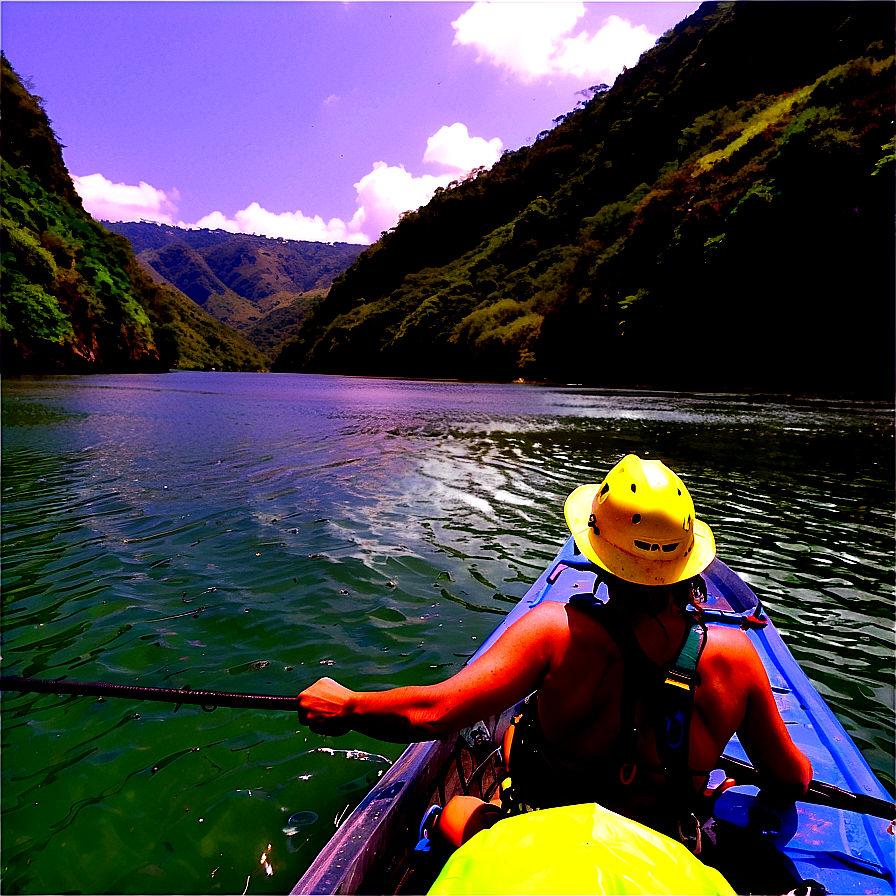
664,669 -> 694,691
414,804 -> 442,852
741,612 -> 768,630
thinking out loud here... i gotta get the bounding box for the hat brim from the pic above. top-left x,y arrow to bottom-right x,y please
564,483 -> 716,586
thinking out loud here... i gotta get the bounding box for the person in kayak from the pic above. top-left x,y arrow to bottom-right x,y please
297,454 -> 812,838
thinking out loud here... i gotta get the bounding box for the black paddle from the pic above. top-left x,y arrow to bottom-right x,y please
2,676 -> 893,821
719,753 -> 894,821
0,675 -> 298,711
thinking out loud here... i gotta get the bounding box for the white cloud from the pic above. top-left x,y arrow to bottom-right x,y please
451,2 -> 657,82
552,14 -> 657,79
190,178 -> 424,246
73,173 -> 178,224
71,122 -> 501,245
352,122 -> 501,238
192,204 -> 369,245
197,131 -> 499,241
352,162 -> 454,239
452,2 -> 584,81
424,123 -> 503,171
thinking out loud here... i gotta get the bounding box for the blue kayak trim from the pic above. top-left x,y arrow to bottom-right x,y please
471,536 -> 894,894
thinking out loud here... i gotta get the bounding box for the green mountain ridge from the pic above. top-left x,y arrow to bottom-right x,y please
274,1 -> 894,395
104,221 -> 362,358
1,54 -> 266,373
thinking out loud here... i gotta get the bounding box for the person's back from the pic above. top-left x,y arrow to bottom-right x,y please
503,586 -> 811,834
297,454 -> 812,843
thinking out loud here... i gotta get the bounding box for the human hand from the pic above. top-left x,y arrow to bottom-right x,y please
297,677 -> 354,736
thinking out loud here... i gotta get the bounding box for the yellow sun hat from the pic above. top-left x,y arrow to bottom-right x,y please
564,454 -> 715,586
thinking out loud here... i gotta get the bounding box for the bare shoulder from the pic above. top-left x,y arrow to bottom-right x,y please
700,625 -> 768,697
703,624 -> 762,664
487,600 -> 571,660
502,600 -> 595,661
511,600 -> 574,646
501,601 -> 616,672
521,599 -> 573,629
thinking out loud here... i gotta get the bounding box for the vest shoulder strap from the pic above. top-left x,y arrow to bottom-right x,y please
663,621 -> 706,690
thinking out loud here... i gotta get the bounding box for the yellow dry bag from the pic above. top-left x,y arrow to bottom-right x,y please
428,802 -> 735,895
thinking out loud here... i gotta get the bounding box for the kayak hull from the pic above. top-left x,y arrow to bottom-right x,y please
292,537 -> 894,895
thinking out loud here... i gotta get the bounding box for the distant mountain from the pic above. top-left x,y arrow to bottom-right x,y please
275,1 -> 894,395
1,54 -> 266,373
105,222 -> 363,357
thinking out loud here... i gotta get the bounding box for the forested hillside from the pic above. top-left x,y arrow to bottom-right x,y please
1,55 -> 265,373
275,1 -> 894,394
105,222 -> 362,358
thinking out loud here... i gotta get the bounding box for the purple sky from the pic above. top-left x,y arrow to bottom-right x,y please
3,1 -> 702,244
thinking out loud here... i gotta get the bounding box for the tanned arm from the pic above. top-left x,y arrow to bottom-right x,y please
297,601 -> 566,742
718,627 -> 813,799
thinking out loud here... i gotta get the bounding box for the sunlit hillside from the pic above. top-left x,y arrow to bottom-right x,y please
105,222 -> 363,360
275,1 -> 894,394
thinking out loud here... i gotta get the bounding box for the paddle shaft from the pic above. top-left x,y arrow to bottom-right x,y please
720,753 -> 894,821
3,677 -> 891,819
0,676 -> 298,711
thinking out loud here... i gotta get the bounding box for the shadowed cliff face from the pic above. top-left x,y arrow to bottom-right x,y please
1,54 -> 162,373
1,55 -> 267,374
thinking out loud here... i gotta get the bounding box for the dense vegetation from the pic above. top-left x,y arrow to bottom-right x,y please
275,1 -> 894,394
105,222 -> 362,360
1,54 -> 265,373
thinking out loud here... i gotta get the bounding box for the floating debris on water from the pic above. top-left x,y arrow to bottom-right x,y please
282,810 -> 319,836
336,767 -> 386,794
288,810 -> 318,827
305,747 -> 392,764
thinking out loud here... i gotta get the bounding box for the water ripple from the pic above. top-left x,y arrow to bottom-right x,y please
1,374 -> 892,894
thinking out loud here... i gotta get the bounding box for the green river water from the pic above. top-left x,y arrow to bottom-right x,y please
1,372 -> 892,895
